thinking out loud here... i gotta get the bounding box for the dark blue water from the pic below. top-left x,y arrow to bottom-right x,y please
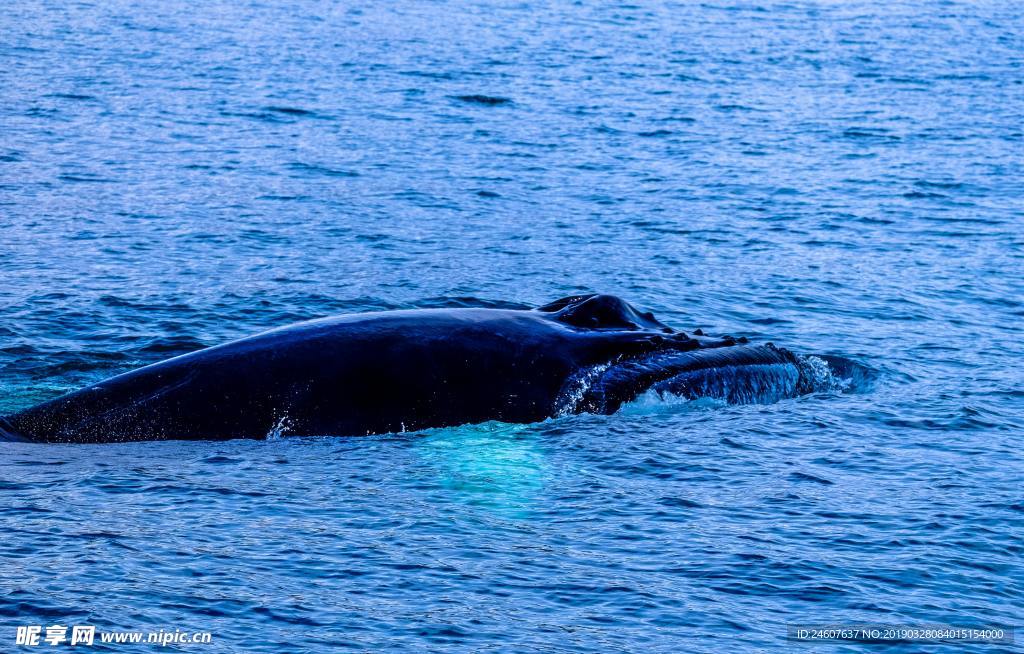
2,0 -> 1023,651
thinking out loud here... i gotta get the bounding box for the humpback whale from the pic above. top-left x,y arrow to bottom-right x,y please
0,295 -> 853,443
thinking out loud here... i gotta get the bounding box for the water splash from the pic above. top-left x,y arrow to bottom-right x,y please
619,391 -> 726,416
266,414 -> 292,440
798,355 -> 852,393
554,362 -> 610,416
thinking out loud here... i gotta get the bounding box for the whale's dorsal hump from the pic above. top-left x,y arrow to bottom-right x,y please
537,294 -> 674,333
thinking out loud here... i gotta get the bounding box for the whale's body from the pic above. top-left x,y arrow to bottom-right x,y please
0,295 -> 849,443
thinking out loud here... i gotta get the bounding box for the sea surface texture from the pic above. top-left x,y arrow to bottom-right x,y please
1,1 -> 1022,651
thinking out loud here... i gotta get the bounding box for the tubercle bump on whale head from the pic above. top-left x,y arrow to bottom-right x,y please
537,294 -> 676,334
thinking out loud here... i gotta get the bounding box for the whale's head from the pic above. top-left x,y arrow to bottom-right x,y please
536,294 -> 858,415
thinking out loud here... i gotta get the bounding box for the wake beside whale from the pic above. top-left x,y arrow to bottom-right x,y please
0,295 -> 864,443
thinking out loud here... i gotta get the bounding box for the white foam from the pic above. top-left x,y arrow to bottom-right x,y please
799,355 -> 851,393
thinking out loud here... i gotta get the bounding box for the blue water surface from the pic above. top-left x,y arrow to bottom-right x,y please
1,0 -> 1023,651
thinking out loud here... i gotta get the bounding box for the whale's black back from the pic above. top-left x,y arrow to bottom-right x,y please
3,309 -> 583,442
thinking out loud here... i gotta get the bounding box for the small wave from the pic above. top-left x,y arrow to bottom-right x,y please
789,471 -> 834,485
453,95 -> 512,106
903,190 -> 947,199
58,174 -> 116,183
714,104 -> 759,112
47,93 -> 96,101
287,162 -> 360,178
842,127 -> 900,141
137,336 -> 208,355
265,106 -> 314,116
914,180 -> 965,190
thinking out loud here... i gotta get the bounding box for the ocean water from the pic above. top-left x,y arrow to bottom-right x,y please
1,0 -> 1022,651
